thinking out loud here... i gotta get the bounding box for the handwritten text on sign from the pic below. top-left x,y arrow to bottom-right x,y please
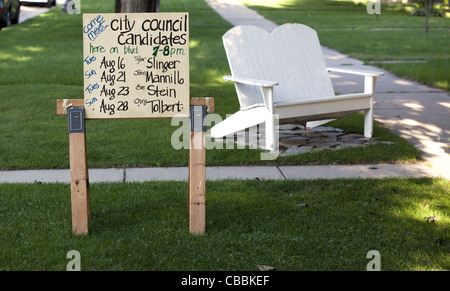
83,13 -> 189,119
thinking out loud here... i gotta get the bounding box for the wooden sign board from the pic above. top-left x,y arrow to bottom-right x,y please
83,13 -> 190,119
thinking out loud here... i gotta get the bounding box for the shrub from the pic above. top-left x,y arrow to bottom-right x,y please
411,7 -> 445,16
411,0 -> 447,17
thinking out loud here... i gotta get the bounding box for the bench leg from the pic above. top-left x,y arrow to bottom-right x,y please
262,87 -> 275,151
364,105 -> 373,139
364,76 -> 377,139
265,113 -> 275,151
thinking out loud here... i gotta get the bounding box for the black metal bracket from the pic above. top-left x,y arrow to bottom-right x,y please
190,105 -> 207,132
68,107 -> 85,133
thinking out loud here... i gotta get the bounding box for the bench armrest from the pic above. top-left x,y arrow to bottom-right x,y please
223,75 -> 279,88
327,67 -> 384,77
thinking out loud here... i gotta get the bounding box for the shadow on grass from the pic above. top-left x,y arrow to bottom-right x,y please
0,178 -> 448,270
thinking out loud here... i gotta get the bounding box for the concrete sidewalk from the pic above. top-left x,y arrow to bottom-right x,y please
19,0 -> 67,24
0,164 -> 442,184
0,0 -> 447,183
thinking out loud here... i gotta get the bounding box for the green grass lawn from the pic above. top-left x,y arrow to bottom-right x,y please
0,178 -> 448,271
240,0 -> 450,91
0,0 -> 422,170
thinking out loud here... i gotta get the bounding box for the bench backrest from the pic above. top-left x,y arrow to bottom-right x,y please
223,24 -> 335,110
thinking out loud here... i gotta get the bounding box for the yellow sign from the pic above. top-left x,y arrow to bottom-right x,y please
83,13 -> 190,119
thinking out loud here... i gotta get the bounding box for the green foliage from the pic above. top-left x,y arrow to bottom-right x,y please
412,8 -> 445,17
412,0 -> 446,17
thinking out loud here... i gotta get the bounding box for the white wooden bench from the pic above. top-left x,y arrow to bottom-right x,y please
211,24 -> 384,151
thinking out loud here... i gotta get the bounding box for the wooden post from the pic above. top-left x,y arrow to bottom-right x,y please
58,98 -> 214,235
189,105 -> 207,234
68,107 -> 90,235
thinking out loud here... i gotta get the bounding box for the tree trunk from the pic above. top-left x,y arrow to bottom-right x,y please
117,0 -> 159,13
115,0 -> 121,13
149,0 -> 159,12
425,0 -> 430,34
